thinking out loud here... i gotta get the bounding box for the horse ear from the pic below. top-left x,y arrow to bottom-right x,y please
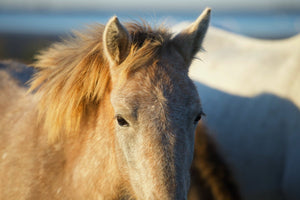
172,8 -> 211,66
103,16 -> 131,65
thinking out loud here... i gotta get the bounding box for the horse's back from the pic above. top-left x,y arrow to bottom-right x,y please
0,60 -> 41,200
0,60 -> 33,113
191,27 -> 300,107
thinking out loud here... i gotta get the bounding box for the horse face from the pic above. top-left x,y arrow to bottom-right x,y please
103,8 -> 210,199
110,59 -> 203,199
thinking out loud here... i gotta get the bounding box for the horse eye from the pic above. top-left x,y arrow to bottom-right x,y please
116,115 -> 129,127
194,112 -> 205,124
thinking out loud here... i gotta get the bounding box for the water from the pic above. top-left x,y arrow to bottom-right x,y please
0,11 -> 300,39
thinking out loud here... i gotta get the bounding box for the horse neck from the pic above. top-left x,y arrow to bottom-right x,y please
62,93 -> 124,199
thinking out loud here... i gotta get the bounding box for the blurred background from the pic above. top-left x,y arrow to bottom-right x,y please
0,0 -> 300,63
1,2 -> 300,200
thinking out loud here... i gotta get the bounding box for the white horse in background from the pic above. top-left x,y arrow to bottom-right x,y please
192,27 -> 300,107
186,26 -> 300,200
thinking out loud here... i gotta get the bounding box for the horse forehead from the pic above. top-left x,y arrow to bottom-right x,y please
116,66 -> 199,110
113,50 -> 198,103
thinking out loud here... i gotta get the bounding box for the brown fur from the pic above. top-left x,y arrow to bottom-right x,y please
189,123 -> 242,200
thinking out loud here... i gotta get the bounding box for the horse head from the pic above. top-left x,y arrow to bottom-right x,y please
103,8 -> 210,199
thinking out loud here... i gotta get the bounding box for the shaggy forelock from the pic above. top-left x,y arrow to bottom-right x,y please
29,21 -> 173,141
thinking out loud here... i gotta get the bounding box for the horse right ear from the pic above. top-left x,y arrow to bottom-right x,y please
172,8 -> 211,66
103,16 -> 131,66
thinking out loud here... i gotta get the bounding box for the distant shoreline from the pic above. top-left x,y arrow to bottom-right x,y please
1,11 -> 300,63
0,33 -> 61,63
0,28 -> 298,65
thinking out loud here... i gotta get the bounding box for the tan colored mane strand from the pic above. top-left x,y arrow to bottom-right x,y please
29,22 -> 172,141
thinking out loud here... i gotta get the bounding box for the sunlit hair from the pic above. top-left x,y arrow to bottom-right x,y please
29,22 -> 172,141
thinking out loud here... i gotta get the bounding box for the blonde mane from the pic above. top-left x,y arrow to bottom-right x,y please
29,22 -> 172,141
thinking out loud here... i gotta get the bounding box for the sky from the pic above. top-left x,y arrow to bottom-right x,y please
1,0 -> 300,12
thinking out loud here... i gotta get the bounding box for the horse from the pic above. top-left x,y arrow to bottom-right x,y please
0,8 -> 214,200
0,61 -> 241,200
186,26 -> 300,200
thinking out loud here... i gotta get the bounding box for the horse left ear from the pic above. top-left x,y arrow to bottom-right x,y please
103,16 -> 131,65
172,8 -> 211,66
